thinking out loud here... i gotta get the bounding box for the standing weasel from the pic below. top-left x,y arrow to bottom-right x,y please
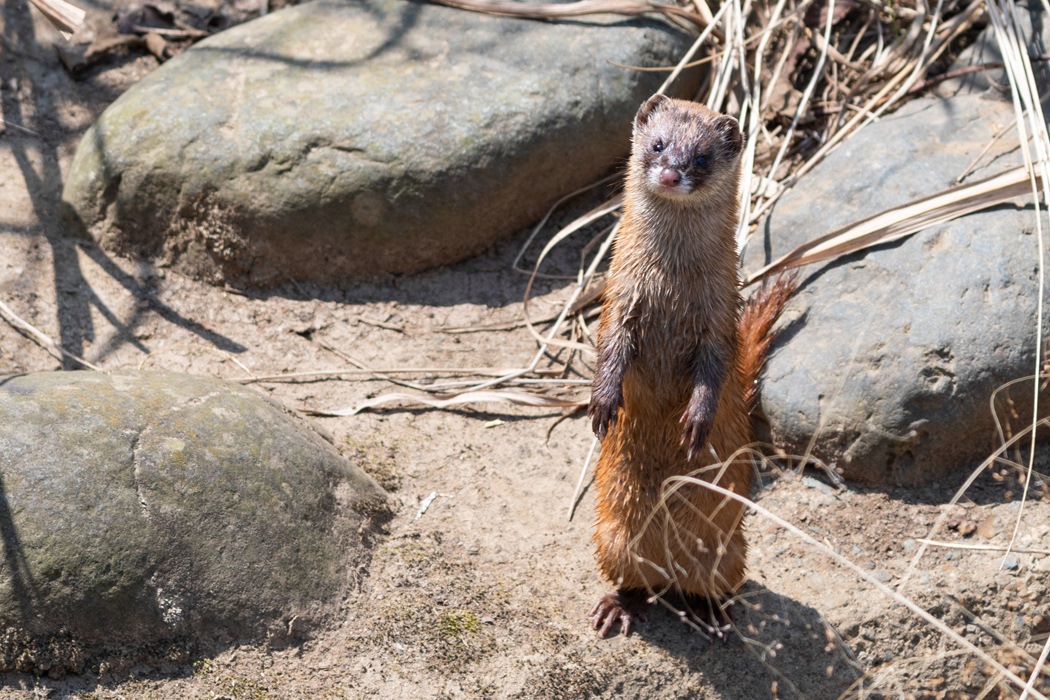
588,94 -> 794,638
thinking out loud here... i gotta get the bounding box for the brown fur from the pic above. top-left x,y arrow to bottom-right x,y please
588,96 -> 794,632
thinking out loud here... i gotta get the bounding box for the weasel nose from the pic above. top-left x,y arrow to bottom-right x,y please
659,168 -> 681,186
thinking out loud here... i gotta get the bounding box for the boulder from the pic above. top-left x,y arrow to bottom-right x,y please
62,0 -> 702,287
744,19 -> 1050,485
0,370 -> 386,674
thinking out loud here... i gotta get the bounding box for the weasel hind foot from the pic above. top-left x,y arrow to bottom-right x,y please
590,588 -> 648,638
682,595 -> 736,643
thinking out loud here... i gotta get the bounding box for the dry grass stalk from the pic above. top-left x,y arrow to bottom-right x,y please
958,114 -> 1021,183
568,436 -> 600,520
425,0 -> 714,33
983,0 -> 1049,600
510,173 -> 621,279
437,298 -> 601,333
744,165 -> 1039,286
310,390 -> 586,417
26,0 -> 85,37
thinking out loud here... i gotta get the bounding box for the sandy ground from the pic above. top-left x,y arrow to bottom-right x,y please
1,3 -> 1050,698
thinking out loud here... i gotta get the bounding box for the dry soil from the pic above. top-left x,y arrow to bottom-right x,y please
1,3 -> 1049,698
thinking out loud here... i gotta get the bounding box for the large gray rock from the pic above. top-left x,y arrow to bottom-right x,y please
62,0 -> 702,287
0,371 -> 386,674
744,34 -> 1050,485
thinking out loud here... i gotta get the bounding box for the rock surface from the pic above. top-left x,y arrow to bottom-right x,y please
62,0 -> 702,287
0,370 -> 386,674
744,42 -> 1050,485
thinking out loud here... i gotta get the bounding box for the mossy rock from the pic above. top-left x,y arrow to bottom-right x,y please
61,0 -> 702,287
0,370 -> 387,674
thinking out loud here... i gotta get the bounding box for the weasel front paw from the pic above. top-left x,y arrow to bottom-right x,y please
588,385 -> 623,440
681,386 -> 717,459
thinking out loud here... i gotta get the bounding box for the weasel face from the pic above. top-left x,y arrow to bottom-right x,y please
630,95 -> 744,202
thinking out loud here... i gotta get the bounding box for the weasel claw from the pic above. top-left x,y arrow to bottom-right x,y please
590,589 -> 648,638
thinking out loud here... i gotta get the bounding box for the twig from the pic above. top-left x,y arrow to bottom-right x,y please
908,61 -> 1005,93
568,437 -> 599,520
0,299 -> 102,372
761,0 -> 836,202
237,367 -> 518,383
916,539 -> 1050,555
737,0 -> 789,251
129,24 -> 208,38
3,120 -> 40,137
512,173 -> 621,277
358,316 -> 406,333
522,220 -> 617,354
909,55 -> 1050,95
410,377 -> 590,389
750,0 -> 984,224
425,0 -> 717,35
312,390 -> 586,417
761,16 -> 801,112
314,339 -> 470,391
957,116 -> 1019,183
1021,634 -> 1050,700
656,0 -> 731,96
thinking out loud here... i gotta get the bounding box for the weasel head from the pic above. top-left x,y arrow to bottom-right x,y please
629,95 -> 744,204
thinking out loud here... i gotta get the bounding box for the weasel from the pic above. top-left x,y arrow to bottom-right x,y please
588,94 -> 795,638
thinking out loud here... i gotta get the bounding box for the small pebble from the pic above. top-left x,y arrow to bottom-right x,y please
801,476 -> 836,498
871,569 -> 893,584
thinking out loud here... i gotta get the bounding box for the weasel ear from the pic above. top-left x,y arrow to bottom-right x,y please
715,115 -> 744,158
634,94 -> 670,131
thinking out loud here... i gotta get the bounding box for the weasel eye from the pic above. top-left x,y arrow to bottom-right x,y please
694,154 -> 706,167
652,140 -> 664,153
